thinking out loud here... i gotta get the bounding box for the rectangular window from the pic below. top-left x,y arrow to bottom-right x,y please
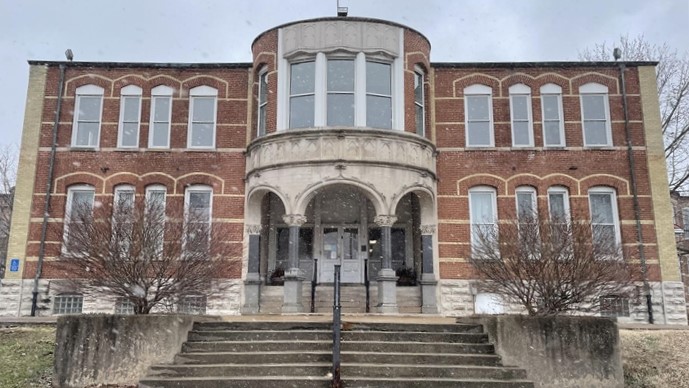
189,96 -> 216,148
150,95 -> 172,148
113,186 -> 135,256
53,295 -> 83,314
257,70 -> 268,136
600,296 -> 630,317
145,186 -> 167,257
589,189 -> 621,251
118,91 -> 141,148
542,94 -> 565,147
465,86 -> 493,147
683,208 -> 689,238
414,70 -> 425,136
178,295 -> 207,315
115,298 -> 135,315
469,188 -> 497,251
289,61 -> 316,129
548,188 -> 570,222
185,187 -> 212,256
327,59 -> 355,126
366,61 -> 392,129
64,186 -> 95,252
510,93 -> 533,147
73,87 -> 104,148
516,188 -> 537,222
580,83 -> 612,147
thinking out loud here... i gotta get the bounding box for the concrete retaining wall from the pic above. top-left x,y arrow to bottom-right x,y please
464,315 -> 623,388
53,315 -> 200,387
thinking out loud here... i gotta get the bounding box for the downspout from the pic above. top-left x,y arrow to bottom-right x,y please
619,62 -> 654,324
31,63 -> 66,316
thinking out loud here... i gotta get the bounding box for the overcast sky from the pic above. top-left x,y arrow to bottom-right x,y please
1,0 -> 687,149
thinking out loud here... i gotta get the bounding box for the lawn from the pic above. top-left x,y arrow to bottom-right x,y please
0,326 -> 54,388
1,325 -> 688,387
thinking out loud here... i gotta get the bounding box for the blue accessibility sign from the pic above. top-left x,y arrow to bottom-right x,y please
9,259 -> 19,272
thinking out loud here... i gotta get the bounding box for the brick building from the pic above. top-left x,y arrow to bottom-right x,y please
1,16 -> 686,324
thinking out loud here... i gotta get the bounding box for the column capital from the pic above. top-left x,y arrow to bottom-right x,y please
245,224 -> 263,235
420,224 -> 436,235
374,215 -> 397,227
282,214 -> 307,227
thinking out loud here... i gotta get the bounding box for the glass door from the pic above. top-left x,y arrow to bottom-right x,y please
320,226 -> 362,283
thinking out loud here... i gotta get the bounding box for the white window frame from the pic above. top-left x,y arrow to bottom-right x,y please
115,298 -> 135,315
464,84 -> 494,147
63,185 -> 96,252
117,85 -> 142,148
547,186 -> 570,222
414,67 -> 425,136
184,185 -> 213,254
53,294 -> 83,315
187,86 -> 218,149
149,85 -> 173,148
580,83 -> 612,147
515,186 -> 537,222
283,53 -> 400,130
540,84 -> 565,147
588,186 -> 622,248
469,186 -> 498,251
509,84 -> 534,147
257,68 -> 269,136
72,85 -> 104,148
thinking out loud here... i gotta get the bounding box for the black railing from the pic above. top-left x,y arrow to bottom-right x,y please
311,258 -> 318,313
332,264 -> 342,388
364,258 -> 370,313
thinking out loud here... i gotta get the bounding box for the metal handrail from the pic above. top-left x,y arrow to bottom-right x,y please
332,264 -> 342,387
311,258 -> 318,313
364,258 -> 370,313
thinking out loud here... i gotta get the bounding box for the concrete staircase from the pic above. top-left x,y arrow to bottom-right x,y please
139,320 -> 534,388
259,284 -> 421,314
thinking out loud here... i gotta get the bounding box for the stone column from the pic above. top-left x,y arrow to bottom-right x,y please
282,214 -> 307,313
241,224 -> 262,314
420,224 -> 439,314
375,215 -> 398,313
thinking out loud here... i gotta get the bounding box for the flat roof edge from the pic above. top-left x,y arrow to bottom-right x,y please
27,60 -> 254,69
431,61 -> 659,68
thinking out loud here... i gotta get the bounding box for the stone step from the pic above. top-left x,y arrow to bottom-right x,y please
183,340 -> 332,353
340,364 -> 527,380
175,351 -> 502,367
139,377 -> 534,388
341,340 -> 496,354
187,330 -> 332,342
193,321 -> 331,331
342,322 -> 483,333
341,331 -> 489,343
147,363 -> 331,378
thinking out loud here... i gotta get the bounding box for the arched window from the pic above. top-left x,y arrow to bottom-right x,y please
509,84 -> 533,147
188,86 -> 218,149
72,85 -> 104,148
588,186 -> 621,249
184,185 -> 213,255
540,83 -> 565,147
117,85 -> 142,148
63,184 -> 95,252
414,67 -> 425,136
149,85 -> 174,148
469,186 -> 498,251
580,83 -> 612,147
464,85 -> 494,147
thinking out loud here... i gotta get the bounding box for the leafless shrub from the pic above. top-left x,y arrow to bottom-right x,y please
470,214 -> 639,316
55,197 -> 236,314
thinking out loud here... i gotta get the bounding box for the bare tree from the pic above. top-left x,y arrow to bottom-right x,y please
580,35 -> 689,192
0,144 -> 18,273
56,195 -> 236,314
469,215 -> 639,316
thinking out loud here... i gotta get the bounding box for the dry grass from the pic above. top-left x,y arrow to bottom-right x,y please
621,329 -> 689,387
0,326 -> 54,388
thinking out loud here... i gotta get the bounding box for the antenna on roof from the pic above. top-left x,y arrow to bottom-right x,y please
337,0 -> 348,17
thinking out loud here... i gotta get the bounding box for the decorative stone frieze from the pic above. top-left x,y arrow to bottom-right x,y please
374,215 -> 398,228
282,214 -> 307,227
420,224 -> 436,235
245,224 -> 263,235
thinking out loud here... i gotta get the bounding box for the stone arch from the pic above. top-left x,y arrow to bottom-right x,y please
294,178 -> 386,216
245,185 -> 290,225
391,185 -> 436,225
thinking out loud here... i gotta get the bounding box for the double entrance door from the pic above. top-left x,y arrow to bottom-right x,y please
320,226 -> 362,283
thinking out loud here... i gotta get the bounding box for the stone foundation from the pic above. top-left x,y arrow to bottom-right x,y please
439,279 -> 689,325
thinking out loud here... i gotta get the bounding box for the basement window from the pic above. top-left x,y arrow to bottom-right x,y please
115,298 -> 135,315
178,295 -> 207,315
600,295 -> 630,317
53,294 -> 83,315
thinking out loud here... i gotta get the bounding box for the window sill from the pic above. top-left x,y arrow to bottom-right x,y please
464,146 -> 496,151
583,145 -> 616,151
69,146 -> 98,152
